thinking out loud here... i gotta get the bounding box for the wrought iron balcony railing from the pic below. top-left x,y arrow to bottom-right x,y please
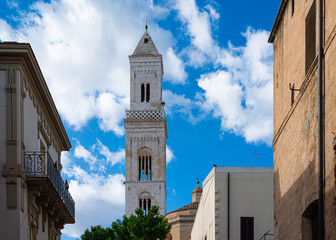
24,151 -> 75,219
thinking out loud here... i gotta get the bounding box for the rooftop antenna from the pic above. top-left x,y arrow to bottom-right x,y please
254,151 -> 264,167
145,17 -> 148,30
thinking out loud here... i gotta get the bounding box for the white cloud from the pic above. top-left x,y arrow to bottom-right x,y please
2,0 -> 274,146
198,70 -> 245,129
205,4 -> 220,22
62,165 -> 125,238
60,151 -> 72,175
175,0 -> 273,144
163,90 -> 205,124
198,29 -> 273,144
175,0 -> 214,53
166,145 -> 175,164
95,139 -> 125,166
0,20 -> 16,40
61,140 -> 125,238
6,0 -> 18,9
73,139 -> 125,171
74,141 -> 101,171
175,0 -> 221,67
164,47 -> 188,84
95,92 -> 127,136
0,0 -> 186,134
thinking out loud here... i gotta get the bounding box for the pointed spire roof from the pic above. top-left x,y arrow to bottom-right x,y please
132,28 -> 160,57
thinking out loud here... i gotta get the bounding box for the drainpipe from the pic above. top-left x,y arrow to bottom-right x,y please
228,172 -> 230,240
317,0 -> 324,238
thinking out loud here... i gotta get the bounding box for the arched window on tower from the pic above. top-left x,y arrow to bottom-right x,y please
138,192 -> 152,215
138,147 -> 152,181
141,84 -> 145,102
146,83 -> 150,102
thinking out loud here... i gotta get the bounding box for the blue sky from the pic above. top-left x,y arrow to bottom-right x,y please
0,0 -> 281,239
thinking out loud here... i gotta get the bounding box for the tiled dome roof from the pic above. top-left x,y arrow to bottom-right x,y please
192,186 -> 203,194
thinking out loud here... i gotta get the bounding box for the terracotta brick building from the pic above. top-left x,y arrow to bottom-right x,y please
269,0 -> 336,239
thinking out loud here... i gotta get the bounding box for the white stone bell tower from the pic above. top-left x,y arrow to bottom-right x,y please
124,27 -> 167,216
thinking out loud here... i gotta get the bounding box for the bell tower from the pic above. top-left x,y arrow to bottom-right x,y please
124,28 -> 167,216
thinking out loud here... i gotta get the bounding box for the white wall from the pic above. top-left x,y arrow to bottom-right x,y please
190,169 -> 215,240
191,167 -> 273,240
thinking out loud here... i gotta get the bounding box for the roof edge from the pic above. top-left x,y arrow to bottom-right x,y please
268,0 -> 288,43
165,202 -> 199,216
0,43 -> 71,151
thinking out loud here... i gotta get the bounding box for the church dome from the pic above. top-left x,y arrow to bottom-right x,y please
192,186 -> 203,194
192,179 -> 203,194
192,180 -> 202,203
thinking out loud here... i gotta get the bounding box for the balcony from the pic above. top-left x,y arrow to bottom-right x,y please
24,151 -> 75,224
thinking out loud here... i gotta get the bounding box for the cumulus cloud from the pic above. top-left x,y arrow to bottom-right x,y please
62,165 -> 125,238
175,0 -> 221,66
175,0 -> 214,53
95,139 -> 125,166
174,0 -> 273,144
73,138 -> 125,171
61,141 -> 125,238
198,29 -> 273,144
163,90 -> 205,124
74,141 -> 100,171
166,145 -> 175,164
164,47 -> 188,84
205,4 -> 220,22
0,0 -> 186,134
2,0 -> 273,146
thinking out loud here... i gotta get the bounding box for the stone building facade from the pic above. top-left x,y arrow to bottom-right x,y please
124,29 -> 167,216
0,43 -> 75,240
269,0 -> 336,239
165,181 -> 202,240
190,167 -> 273,240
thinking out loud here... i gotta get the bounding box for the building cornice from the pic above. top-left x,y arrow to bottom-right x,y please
0,43 -> 71,151
268,0 -> 288,43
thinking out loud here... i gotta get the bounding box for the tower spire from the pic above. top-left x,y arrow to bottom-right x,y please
125,30 -> 166,216
145,17 -> 148,31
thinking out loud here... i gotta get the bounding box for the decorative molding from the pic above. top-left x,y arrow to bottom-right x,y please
38,121 -> 51,148
2,163 -> 25,182
126,110 -> 164,120
130,137 -> 159,141
268,0 -> 288,43
23,76 -> 60,154
134,69 -> 157,74
48,220 -> 58,240
0,44 -> 72,151
28,194 -> 40,230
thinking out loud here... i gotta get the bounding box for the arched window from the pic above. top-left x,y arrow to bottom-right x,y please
141,84 -> 145,102
146,83 -> 150,102
138,192 -> 152,214
302,200 -> 318,240
140,83 -> 150,102
138,148 -> 152,181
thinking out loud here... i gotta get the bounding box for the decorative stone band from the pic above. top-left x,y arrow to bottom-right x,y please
126,110 -> 165,119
